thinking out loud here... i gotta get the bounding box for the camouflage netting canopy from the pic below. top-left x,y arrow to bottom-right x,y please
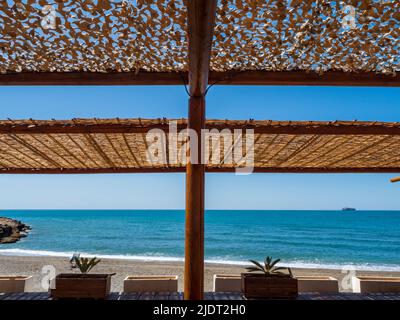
0,0 -> 188,73
0,0 -> 399,75
212,0 -> 400,74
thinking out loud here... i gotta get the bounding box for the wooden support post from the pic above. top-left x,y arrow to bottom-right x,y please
184,0 -> 217,300
184,96 -> 206,300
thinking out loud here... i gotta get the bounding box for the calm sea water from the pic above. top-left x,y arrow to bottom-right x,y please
0,210 -> 399,271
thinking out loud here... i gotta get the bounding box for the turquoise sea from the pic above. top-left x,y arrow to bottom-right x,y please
0,210 -> 399,271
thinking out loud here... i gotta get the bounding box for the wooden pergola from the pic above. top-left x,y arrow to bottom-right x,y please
1,118 -> 400,174
1,1 -> 399,300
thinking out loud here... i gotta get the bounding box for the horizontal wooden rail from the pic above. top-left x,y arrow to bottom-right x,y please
0,167 -> 399,174
0,72 -> 187,86
209,71 -> 400,87
0,120 -> 400,135
0,123 -> 184,134
0,71 -> 399,87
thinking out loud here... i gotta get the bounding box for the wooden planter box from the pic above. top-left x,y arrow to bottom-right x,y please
352,276 -> 400,293
213,274 -> 241,292
241,273 -> 298,299
50,274 -> 112,299
0,276 -> 34,293
123,275 -> 178,293
297,276 -> 339,293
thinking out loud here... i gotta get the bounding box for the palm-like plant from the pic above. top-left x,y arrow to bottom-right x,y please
73,256 -> 101,274
246,256 -> 293,277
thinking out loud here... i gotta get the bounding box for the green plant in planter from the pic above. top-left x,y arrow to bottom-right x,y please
73,256 -> 101,274
246,256 -> 293,277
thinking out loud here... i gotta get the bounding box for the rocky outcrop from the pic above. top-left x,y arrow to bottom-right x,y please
0,217 -> 31,244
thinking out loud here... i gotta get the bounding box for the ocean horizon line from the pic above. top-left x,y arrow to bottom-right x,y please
2,209 -> 400,212
1,248 -> 399,273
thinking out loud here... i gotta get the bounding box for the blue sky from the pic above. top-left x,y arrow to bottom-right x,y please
0,85 -> 399,210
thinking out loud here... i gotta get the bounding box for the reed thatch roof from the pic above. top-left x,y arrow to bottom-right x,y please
0,118 -> 399,174
1,1 -> 399,75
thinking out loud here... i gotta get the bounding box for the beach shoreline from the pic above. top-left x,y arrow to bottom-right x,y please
1,254 -> 400,292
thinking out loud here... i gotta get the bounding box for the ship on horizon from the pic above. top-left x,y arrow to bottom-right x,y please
342,207 -> 356,211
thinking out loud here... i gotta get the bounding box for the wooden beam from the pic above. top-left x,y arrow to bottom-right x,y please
216,167 -> 400,174
1,71 -> 399,86
208,71 -> 400,87
391,176 -> 400,183
249,123 -> 400,135
0,166 -> 399,174
184,0 -> 217,301
0,120 -> 400,135
1,120 -> 400,135
0,167 -> 185,174
0,72 -> 186,86
0,122 -> 183,134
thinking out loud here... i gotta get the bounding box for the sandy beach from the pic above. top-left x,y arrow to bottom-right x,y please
1,255 -> 399,292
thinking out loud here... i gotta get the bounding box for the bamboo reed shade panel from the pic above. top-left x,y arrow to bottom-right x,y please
0,119 -> 400,173
212,1 -> 400,74
0,0 -> 187,73
1,1 -> 399,75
